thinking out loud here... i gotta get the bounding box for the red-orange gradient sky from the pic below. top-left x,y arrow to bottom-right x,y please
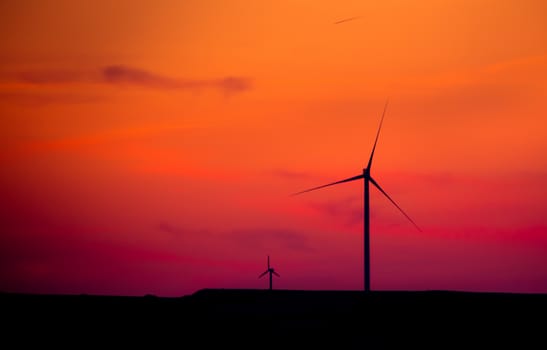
1,0 -> 546,296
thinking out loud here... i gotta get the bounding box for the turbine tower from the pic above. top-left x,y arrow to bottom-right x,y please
258,255 -> 280,290
293,101 -> 420,292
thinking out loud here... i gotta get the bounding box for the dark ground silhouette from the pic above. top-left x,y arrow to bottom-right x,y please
2,289 -> 546,348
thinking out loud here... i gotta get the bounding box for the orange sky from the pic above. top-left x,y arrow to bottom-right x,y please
1,0 -> 546,296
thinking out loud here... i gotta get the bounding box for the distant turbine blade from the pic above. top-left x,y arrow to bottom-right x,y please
292,174 -> 364,196
267,255 -> 270,269
369,177 -> 421,232
273,271 -> 280,277
367,99 -> 389,170
259,270 -> 269,278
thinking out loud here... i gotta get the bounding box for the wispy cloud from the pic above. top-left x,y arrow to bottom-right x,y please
102,65 -> 180,88
157,222 -> 186,235
102,65 -> 251,94
2,65 -> 252,95
230,228 -> 314,252
157,221 -> 313,252
309,196 -> 362,228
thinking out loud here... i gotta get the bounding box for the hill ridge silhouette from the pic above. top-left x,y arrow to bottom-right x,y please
2,289 -> 546,348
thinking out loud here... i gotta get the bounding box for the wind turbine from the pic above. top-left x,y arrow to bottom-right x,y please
293,101 -> 420,292
258,255 -> 280,290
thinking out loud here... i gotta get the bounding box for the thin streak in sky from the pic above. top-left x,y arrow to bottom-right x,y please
334,16 -> 360,25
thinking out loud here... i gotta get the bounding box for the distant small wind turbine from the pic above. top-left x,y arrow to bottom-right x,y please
293,100 -> 420,292
258,256 -> 280,290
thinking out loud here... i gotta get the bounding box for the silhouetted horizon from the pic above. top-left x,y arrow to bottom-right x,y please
4,287 -> 547,299
3,288 -> 546,348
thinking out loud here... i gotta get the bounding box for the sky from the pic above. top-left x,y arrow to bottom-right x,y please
1,0 -> 546,296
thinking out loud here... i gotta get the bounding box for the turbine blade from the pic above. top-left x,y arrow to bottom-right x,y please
259,270 -> 268,278
267,255 -> 270,269
292,174 -> 364,196
273,271 -> 280,277
367,99 -> 389,170
370,177 -> 421,232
